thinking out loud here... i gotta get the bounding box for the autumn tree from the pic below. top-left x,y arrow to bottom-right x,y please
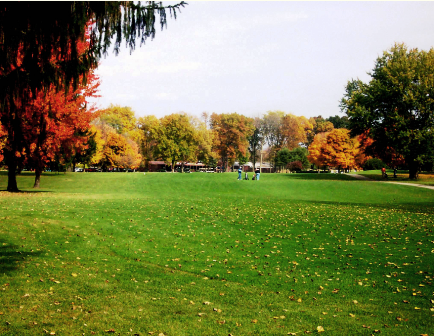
17,27 -> 100,188
210,113 -> 254,172
281,114 -> 313,149
155,113 -> 199,172
308,129 -> 359,171
307,132 -> 328,169
0,1 -> 185,191
137,115 -> 160,167
262,111 -> 285,152
248,118 -> 264,170
189,115 -> 216,166
341,43 -> 434,179
100,104 -> 142,143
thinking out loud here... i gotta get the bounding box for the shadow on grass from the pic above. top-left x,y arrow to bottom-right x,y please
302,199 -> 434,214
0,189 -> 53,193
284,173 -> 358,181
0,239 -> 42,274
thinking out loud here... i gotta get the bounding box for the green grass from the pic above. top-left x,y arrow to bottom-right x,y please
0,171 -> 433,335
354,169 -> 434,186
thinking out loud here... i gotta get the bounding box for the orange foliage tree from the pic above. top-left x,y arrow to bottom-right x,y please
210,113 -> 254,171
308,129 -> 360,171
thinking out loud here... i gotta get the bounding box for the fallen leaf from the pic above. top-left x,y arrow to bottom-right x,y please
317,326 -> 325,332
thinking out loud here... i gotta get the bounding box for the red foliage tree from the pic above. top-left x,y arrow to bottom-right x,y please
1,24 -> 99,189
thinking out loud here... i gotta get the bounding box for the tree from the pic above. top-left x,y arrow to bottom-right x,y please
22,64 -> 99,188
0,1 -> 186,191
155,113 -> 199,172
138,115 -> 160,167
287,161 -> 303,172
307,132 -> 328,169
262,111 -> 285,151
210,113 -> 254,172
363,158 -> 387,171
321,129 -> 359,171
0,122 -> 6,164
248,118 -> 264,170
71,128 -> 99,172
275,148 -> 291,172
280,114 -> 312,149
189,115 -> 216,166
99,132 -> 140,170
341,43 -> 434,179
327,115 -> 349,129
100,104 -> 142,143
308,129 -> 359,171
288,147 -> 310,170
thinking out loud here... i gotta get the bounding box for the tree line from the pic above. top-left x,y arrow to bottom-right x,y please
1,1 -> 433,191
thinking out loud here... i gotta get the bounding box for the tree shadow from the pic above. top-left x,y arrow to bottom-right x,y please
284,173 -> 360,181
0,190 -> 53,193
0,239 -> 42,274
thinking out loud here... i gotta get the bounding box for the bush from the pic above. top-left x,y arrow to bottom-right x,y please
363,158 -> 387,170
287,161 -> 303,171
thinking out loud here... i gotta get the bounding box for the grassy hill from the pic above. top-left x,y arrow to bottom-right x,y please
0,172 -> 433,335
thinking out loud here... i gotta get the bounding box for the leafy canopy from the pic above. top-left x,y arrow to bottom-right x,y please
341,43 -> 434,178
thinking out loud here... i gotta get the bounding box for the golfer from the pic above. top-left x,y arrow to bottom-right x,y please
237,167 -> 242,180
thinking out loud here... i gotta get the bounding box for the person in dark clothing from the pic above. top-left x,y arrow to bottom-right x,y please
255,168 -> 260,180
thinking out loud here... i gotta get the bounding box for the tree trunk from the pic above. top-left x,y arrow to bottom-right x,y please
6,151 -> 19,192
408,160 -> 419,179
33,167 -> 42,188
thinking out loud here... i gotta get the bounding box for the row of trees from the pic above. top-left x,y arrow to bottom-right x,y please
77,106 -> 355,174
1,0 -> 431,191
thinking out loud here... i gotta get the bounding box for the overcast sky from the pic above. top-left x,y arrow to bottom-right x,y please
88,1 -> 434,120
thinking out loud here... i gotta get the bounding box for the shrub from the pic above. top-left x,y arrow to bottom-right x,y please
287,161 -> 303,171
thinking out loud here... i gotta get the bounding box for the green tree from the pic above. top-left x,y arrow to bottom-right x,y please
341,43 -> 434,179
275,148 -> 291,172
100,104 -> 137,136
326,115 -> 349,129
288,147 -> 310,169
0,1 -> 185,191
156,113 -> 199,172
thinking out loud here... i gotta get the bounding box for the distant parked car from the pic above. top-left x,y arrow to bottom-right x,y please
75,168 -> 84,172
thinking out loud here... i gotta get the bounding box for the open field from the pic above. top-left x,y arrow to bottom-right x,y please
0,171 -> 433,335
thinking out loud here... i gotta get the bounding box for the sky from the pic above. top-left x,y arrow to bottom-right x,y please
88,1 -> 434,120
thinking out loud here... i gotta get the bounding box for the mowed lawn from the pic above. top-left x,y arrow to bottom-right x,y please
0,172 -> 433,336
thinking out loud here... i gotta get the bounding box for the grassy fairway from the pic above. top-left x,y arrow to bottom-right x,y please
0,172 -> 433,335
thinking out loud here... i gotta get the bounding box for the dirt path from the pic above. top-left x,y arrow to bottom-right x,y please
345,173 -> 434,190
